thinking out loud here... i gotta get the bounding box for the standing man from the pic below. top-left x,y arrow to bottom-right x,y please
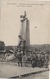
45,52 -> 49,68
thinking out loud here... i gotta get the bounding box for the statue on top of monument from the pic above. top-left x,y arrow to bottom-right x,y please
20,11 -> 27,22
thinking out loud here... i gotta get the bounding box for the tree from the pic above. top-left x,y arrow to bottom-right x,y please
0,41 -> 5,50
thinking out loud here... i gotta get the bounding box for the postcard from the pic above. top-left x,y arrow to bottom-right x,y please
0,0 -> 49,79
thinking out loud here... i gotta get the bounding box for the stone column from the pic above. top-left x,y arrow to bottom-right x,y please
19,11 -> 30,47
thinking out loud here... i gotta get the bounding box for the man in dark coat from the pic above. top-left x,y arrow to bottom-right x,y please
31,53 -> 37,68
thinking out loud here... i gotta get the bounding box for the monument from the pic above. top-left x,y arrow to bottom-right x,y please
17,11 -> 30,55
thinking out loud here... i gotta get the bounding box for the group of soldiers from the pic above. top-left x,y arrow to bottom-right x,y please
15,51 -> 49,68
16,35 -> 49,68
31,52 -> 49,68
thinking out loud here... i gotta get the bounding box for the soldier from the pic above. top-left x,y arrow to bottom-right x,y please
17,51 -> 22,67
40,52 -> 45,67
22,54 -> 28,67
31,53 -> 37,68
36,53 -> 41,67
44,52 -> 49,68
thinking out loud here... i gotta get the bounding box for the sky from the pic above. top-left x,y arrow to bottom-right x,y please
0,0 -> 50,46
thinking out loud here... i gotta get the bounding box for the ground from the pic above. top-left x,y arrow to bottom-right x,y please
22,70 -> 49,79
22,65 -> 50,79
0,62 -> 49,79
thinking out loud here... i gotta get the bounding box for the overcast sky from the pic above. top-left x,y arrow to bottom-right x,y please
0,0 -> 50,45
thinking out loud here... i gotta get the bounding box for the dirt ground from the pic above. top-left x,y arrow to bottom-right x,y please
0,62 -> 49,79
22,65 -> 50,79
22,70 -> 49,79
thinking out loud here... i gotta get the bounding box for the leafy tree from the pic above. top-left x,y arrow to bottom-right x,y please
0,41 -> 5,50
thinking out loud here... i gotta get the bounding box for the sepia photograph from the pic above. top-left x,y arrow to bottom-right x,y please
0,0 -> 50,79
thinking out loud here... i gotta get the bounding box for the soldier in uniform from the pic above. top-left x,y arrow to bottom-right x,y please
36,53 -> 41,67
31,53 -> 37,68
40,52 -> 45,67
44,52 -> 49,68
17,50 -> 22,67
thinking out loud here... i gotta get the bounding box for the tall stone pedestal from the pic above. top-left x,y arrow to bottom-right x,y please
18,11 -> 30,55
